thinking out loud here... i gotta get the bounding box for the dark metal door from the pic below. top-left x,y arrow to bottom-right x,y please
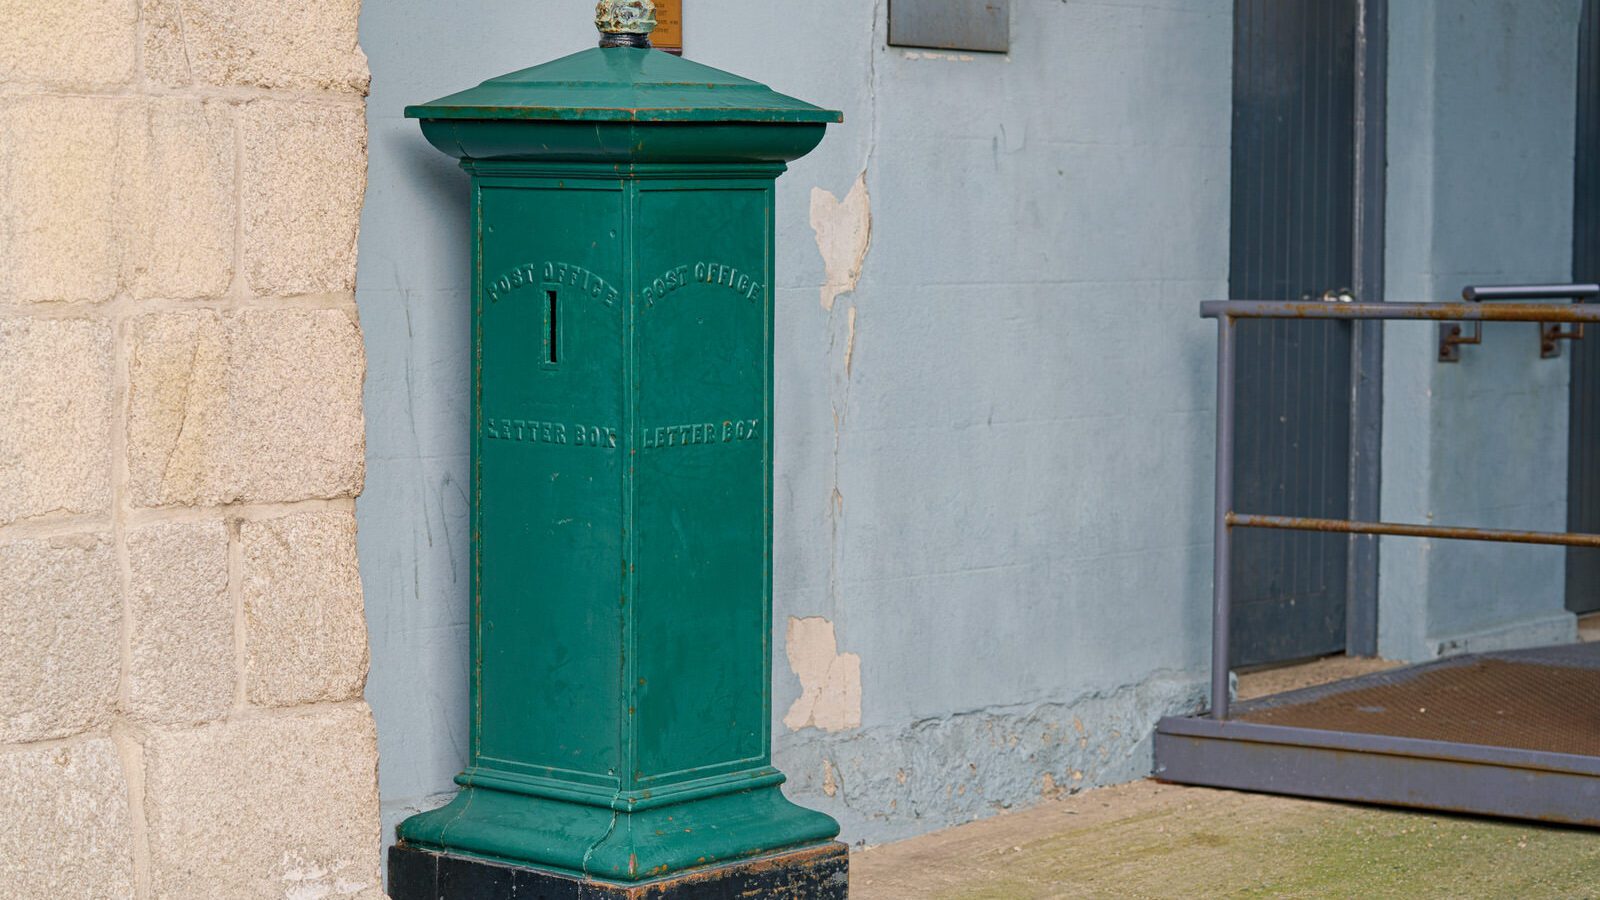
1229,0 -> 1359,666
1570,0 -> 1600,614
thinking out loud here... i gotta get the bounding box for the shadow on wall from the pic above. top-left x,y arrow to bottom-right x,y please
357,86 -> 477,850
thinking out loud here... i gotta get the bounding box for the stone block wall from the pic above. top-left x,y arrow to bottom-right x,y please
0,1 -> 379,897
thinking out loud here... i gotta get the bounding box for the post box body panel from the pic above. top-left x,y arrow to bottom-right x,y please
476,181 -> 627,788
469,174 -> 777,797
633,182 -> 774,786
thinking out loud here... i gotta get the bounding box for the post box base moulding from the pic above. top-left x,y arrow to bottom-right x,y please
388,840 -> 848,899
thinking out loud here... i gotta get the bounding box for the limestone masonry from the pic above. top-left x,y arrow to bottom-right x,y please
0,0 -> 380,896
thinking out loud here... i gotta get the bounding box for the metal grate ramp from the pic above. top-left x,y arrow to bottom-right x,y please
1238,647 -> 1600,756
1154,643 -> 1600,827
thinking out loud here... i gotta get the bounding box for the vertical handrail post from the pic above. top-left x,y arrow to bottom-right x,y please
1212,315 -> 1237,719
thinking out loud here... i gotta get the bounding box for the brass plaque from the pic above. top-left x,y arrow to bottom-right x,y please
654,0 -> 683,54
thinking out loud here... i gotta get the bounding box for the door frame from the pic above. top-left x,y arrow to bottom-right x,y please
1345,0 -> 1386,656
1568,0 -> 1599,614
1226,0 -> 1386,662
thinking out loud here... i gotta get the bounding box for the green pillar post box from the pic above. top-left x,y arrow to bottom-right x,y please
388,3 -> 845,898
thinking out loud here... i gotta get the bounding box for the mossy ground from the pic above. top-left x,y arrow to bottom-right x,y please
852,780 -> 1600,899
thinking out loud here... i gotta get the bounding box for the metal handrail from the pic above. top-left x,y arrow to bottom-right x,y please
1462,283 -> 1600,302
1203,299 -> 1600,720
1442,286 -> 1600,360
1201,300 -> 1600,322
1229,514 -> 1600,549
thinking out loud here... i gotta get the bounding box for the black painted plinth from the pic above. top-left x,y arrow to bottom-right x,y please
389,841 -> 849,900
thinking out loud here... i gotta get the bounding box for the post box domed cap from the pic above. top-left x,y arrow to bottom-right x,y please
404,45 -> 842,125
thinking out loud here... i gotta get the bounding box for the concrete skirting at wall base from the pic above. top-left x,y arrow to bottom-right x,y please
1427,611 -> 1579,660
775,674 -> 1208,846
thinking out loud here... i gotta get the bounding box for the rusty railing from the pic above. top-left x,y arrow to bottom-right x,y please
1203,297 -> 1600,719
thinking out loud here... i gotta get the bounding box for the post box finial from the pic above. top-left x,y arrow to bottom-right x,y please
596,0 -> 657,48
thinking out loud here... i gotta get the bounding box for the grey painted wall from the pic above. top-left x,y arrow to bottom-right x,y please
358,0 -> 1590,857
357,0 -> 1587,856
1380,0 -> 1581,661
356,0 -> 1223,850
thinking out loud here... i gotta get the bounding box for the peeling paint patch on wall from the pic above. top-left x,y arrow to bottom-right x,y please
776,675 -> 1208,846
810,172 -> 872,311
783,616 -> 863,733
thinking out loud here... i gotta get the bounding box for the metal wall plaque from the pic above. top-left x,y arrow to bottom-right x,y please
888,0 -> 1009,53
654,0 -> 683,54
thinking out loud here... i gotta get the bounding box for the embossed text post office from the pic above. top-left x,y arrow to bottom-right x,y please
387,3 -> 845,898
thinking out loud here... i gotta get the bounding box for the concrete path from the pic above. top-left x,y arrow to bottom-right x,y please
851,779 -> 1600,898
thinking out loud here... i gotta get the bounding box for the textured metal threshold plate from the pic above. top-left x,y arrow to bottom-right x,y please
1237,645 -> 1600,756
1154,644 -> 1600,827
